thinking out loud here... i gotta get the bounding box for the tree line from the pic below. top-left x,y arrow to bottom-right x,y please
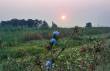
0,18 -> 58,29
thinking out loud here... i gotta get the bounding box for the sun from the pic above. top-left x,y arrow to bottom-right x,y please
61,15 -> 66,20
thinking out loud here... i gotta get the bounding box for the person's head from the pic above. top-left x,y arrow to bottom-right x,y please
52,31 -> 60,40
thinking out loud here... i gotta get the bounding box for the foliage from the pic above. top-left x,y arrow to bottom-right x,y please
0,27 -> 110,71
86,22 -> 92,28
0,19 -> 50,29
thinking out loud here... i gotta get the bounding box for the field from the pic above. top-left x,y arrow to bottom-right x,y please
0,27 -> 110,71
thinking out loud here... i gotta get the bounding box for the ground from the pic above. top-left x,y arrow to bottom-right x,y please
0,27 -> 110,71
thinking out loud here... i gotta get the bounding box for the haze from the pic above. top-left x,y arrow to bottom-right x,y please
0,0 -> 110,27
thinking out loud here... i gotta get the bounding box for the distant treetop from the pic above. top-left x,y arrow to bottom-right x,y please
86,22 -> 92,28
0,18 -> 58,29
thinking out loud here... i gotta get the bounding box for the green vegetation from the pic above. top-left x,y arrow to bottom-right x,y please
0,27 -> 110,71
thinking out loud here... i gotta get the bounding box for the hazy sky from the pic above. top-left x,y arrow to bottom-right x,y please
0,0 -> 110,27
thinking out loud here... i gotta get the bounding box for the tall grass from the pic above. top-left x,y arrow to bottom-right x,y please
0,27 -> 110,71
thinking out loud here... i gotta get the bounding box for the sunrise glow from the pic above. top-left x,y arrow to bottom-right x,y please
61,15 -> 66,20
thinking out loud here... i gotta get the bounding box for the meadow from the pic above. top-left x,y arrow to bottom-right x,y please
0,26 -> 110,71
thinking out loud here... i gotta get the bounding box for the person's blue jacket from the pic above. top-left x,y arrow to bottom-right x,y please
50,38 -> 57,46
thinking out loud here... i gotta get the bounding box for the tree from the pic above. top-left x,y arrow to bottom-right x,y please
27,19 -> 34,27
39,20 -> 49,29
74,26 -> 81,36
52,21 -> 57,29
10,18 -> 19,27
34,19 -> 41,27
0,19 -> 50,28
86,22 -> 92,28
